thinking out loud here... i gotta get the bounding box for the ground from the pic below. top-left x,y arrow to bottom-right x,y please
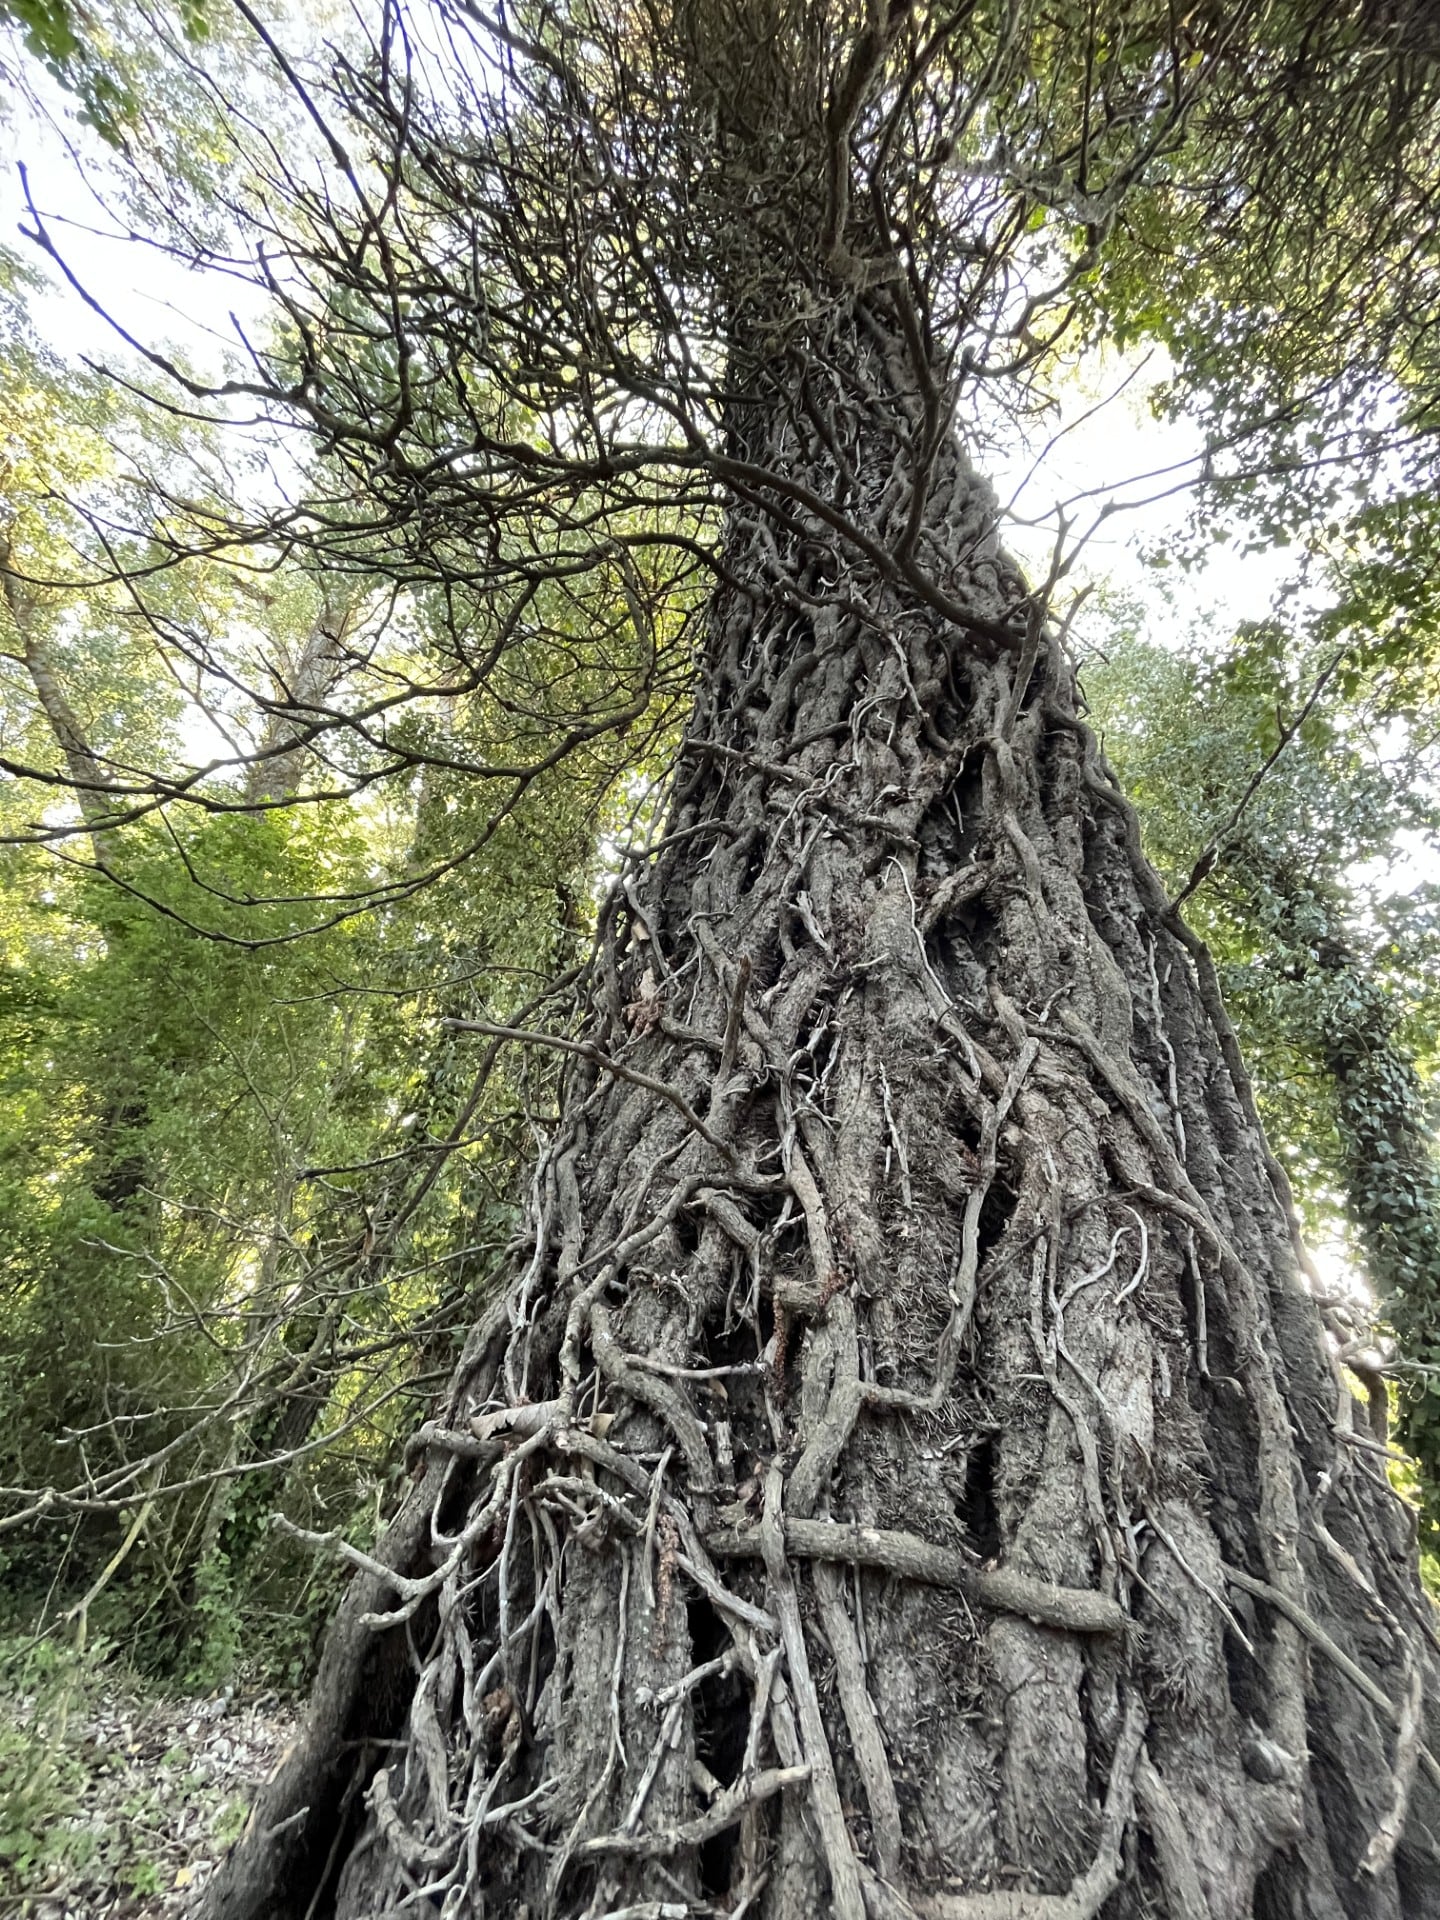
0,1647 -> 295,1918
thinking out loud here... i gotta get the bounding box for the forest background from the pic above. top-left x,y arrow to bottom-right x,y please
0,0 -> 1437,1906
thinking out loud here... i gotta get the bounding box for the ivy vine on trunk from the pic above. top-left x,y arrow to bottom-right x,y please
199,279 -> 1440,1916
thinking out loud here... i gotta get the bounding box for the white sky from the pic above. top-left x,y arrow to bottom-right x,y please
991,352 -> 1303,641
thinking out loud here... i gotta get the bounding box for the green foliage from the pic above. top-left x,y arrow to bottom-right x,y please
1325,974 -> 1440,1541
1084,4 -> 1440,497
0,1636 -> 97,1896
0,379 -> 657,1669
0,765 -> 608,1667
186,1545 -> 243,1692
1087,597 -> 1440,1534
0,1630 -> 257,1906
0,220 -> 664,1675
0,0 -> 135,140
1,0 -> 217,144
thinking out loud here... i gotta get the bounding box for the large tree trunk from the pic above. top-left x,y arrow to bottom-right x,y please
202,296 -> 1440,1920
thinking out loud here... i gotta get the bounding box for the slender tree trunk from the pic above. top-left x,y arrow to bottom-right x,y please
1,532 -> 117,837
203,299 -> 1440,1920
245,584 -> 358,805
1,534 -> 155,1207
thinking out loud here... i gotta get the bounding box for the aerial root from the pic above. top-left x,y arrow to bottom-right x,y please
1144,1506 -> 1255,1655
815,1559 -> 905,1881
370,1765 -> 457,1876
1361,1651 -> 1425,1878
1133,1751 -> 1210,1920
860,1693 -> 1146,1920
707,1514 -> 1127,1634
1224,1563 -> 1440,1794
1047,1007 -> 1311,1755
755,1464 -> 868,1920
578,1764 -> 810,1859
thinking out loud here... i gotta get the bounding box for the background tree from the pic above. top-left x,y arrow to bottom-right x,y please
0,236 -> 675,1670
1086,568 -> 1440,1541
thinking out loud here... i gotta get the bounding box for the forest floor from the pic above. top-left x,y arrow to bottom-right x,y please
0,1647 -> 297,1918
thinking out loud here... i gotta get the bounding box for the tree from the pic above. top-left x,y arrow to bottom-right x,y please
11,0 -> 1440,1915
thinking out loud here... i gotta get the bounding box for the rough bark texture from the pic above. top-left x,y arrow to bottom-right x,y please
202,299 -> 1440,1920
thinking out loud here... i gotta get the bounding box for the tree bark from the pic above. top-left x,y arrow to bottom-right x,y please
245,583 -> 358,805
201,297 -> 1440,1920
1,531 -> 118,837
